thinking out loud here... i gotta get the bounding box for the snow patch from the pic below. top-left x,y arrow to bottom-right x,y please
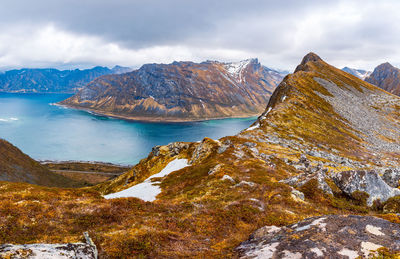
246,123 -> 260,131
104,159 -> 189,201
224,59 -> 252,82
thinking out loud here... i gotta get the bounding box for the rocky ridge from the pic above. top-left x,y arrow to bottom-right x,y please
59,59 -> 285,121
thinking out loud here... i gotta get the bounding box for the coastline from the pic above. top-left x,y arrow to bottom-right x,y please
55,103 -> 260,123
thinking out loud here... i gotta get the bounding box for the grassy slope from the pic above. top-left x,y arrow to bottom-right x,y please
0,139 -> 82,188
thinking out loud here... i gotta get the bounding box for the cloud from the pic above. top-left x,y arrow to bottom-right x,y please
0,0 -> 399,71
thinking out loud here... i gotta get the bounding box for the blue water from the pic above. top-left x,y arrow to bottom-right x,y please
0,93 -> 256,165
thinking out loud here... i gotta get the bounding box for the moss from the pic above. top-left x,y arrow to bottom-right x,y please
351,191 -> 369,206
383,196 -> 400,213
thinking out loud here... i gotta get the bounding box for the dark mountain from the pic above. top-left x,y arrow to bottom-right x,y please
0,139 -> 80,187
59,59 -> 286,121
0,66 -> 131,93
365,62 -> 400,95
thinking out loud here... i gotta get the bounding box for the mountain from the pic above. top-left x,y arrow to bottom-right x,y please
0,66 -> 132,93
365,62 -> 400,95
0,139 -> 80,187
342,66 -> 371,79
59,59 -> 286,122
3,53 -> 400,257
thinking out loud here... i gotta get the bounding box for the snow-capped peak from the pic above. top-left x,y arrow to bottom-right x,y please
224,59 -> 256,82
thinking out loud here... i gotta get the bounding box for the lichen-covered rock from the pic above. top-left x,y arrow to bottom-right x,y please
190,138 -> 220,164
331,170 -> 400,206
237,215 -> 400,258
151,142 -> 189,157
0,243 -> 97,259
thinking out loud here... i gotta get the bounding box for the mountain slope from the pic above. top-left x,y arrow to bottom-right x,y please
365,62 -> 400,95
59,59 -> 285,121
342,66 -> 371,79
3,53 -> 400,257
0,66 -> 131,93
0,139 -> 80,187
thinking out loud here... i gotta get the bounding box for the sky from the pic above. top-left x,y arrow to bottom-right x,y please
0,0 -> 399,71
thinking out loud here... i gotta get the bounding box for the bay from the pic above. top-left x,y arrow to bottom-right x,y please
0,93 -> 256,165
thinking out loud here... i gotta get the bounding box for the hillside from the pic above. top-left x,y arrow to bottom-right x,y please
0,66 -> 131,93
2,53 -> 400,257
59,59 -> 285,121
365,62 -> 400,95
0,139 -> 81,187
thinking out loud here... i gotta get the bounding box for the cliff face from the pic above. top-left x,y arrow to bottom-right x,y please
0,66 -> 131,93
0,139 -> 79,187
59,59 -> 285,121
365,62 -> 400,95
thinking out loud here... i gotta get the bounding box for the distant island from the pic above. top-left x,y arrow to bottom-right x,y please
59,59 -> 286,122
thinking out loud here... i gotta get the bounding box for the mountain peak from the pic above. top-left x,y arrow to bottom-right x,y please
294,52 -> 324,72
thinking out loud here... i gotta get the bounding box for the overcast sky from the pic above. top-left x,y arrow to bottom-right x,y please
0,0 -> 399,71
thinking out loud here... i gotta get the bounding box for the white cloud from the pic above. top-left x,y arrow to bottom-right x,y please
0,1 -> 400,71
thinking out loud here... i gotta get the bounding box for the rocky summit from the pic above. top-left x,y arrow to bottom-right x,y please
237,215 -> 400,258
3,53 -> 400,258
59,59 -> 285,121
365,62 -> 400,96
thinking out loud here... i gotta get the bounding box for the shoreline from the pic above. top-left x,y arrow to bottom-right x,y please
39,159 -> 133,168
55,103 -> 260,123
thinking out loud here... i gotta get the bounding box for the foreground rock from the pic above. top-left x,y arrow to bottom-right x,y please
0,243 -> 96,259
237,215 -> 400,258
0,232 -> 97,258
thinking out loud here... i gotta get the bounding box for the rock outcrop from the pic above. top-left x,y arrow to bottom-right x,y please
59,59 -> 285,121
237,215 -> 400,258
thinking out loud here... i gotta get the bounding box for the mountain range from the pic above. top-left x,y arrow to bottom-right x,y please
59,59 -> 286,121
0,65 -> 131,93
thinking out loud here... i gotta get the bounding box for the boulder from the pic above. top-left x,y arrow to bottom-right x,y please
332,170 -> 400,206
237,215 -> 400,258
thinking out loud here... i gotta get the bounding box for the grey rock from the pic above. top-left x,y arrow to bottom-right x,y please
332,170 -> 400,205
237,215 -> 400,258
